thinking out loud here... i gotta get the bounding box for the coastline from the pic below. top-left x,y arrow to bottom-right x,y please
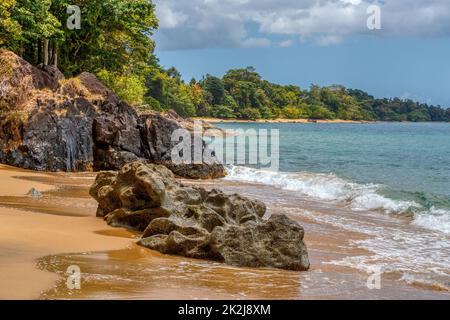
194,117 -> 375,124
0,164 -> 448,299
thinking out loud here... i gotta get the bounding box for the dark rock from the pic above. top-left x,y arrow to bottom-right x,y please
0,50 -> 225,179
90,161 -> 310,271
140,112 -> 226,179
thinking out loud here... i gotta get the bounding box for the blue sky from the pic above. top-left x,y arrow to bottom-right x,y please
153,0 -> 450,107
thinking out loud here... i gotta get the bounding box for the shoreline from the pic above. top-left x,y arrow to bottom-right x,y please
0,164 -> 448,299
195,117 -> 375,124
195,118 -> 450,125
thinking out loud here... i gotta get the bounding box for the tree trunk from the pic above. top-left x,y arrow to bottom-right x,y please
52,44 -> 58,68
37,39 -> 43,65
43,39 -> 49,66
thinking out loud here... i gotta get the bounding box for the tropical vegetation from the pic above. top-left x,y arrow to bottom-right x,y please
1,0 -> 448,121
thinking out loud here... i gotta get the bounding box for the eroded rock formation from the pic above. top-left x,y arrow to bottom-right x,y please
90,161 -> 310,271
0,49 -> 225,179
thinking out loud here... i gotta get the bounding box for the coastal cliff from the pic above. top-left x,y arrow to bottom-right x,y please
0,50 -> 225,179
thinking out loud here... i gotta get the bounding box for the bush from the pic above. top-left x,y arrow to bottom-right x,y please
239,107 -> 261,120
97,69 -> 146,107
282,105 -> 301,119
211,105 -> 236,119
310,105 -> 335,119
144,96 -> 163,111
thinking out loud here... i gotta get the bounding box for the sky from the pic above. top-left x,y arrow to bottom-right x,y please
153,0 -> 450,107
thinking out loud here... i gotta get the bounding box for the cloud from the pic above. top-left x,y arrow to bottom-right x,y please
241,37 -> 272,48
154,0 -> 450,50
156,3 -> 188,28
278,39 -> 294,47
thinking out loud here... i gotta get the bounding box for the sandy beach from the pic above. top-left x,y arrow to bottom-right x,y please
0,165 -> 133,299
0,164 -> 448,300
194,117 -> 373,124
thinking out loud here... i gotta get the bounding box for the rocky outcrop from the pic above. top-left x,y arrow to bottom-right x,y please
89,161 -> 310,271
0,50 -> 225,178
0,50 -> 62,109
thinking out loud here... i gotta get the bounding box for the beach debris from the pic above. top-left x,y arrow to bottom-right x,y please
90,161 -> 310,271
26,188 -> 43,198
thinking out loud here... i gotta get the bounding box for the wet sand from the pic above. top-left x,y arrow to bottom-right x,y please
0,165 -> 133,299
0,165 -> 448,300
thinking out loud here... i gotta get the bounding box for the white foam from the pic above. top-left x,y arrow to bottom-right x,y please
413,207 -> 450,234
225,165 -> 449,235
293,208 -> 450,291
226,165 -> 419,213
349,193 -> 419,214
225,165 -> 356,201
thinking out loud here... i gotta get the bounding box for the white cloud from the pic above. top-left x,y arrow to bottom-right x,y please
241,37 -> 272,48
154,0 -> 450,50
156,3 -> 188,28
278,39 -> 294,47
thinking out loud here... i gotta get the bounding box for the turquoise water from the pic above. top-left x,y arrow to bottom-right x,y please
215,122 -> 450,234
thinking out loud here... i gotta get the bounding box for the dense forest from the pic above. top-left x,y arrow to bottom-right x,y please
1,0 -> 449,121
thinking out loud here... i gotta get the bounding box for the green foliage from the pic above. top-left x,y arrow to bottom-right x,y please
143,96 -> 162,111
188,68 -> 449,121
97,69 -> 146,106
310,104 -> 335,119
283,105 -> 302,119
1,0 -> 63,61
144,65 -> 197,117
201,75 -> 225,105
211,105 -> 236,119
0,0 -> 22,48
0,2 -> 448,122
49,0 -> 158,76
239,107 -> 261,120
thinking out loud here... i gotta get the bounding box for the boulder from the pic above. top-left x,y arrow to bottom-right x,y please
0,50 -> 225,179
90,161 -> 310,271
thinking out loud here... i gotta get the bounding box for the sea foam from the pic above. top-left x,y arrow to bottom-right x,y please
225,165 -> 450,235
413,208 -> 450,234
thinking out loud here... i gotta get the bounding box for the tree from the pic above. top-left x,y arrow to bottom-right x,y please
0,0 -> 21,49
201,75 -> 225,106
51,0 -> 158,76
6,0 -> 62,64
283,105 -> 302,119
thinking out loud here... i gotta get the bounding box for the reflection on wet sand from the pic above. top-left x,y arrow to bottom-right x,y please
37,243 -> 449,300
0,172 -> 96,217
38,245 -> 305,300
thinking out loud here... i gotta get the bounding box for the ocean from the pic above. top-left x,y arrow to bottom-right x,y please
215,122 -> 450,291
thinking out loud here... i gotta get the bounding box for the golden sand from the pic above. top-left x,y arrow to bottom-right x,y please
0,165 -> 132,299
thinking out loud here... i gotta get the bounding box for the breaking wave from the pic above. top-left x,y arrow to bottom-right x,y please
225,165 -> 450,235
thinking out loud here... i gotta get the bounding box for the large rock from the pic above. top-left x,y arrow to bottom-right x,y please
0,50 -> 61,109
0,50 -> 225,178
90,161 -> 310,271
